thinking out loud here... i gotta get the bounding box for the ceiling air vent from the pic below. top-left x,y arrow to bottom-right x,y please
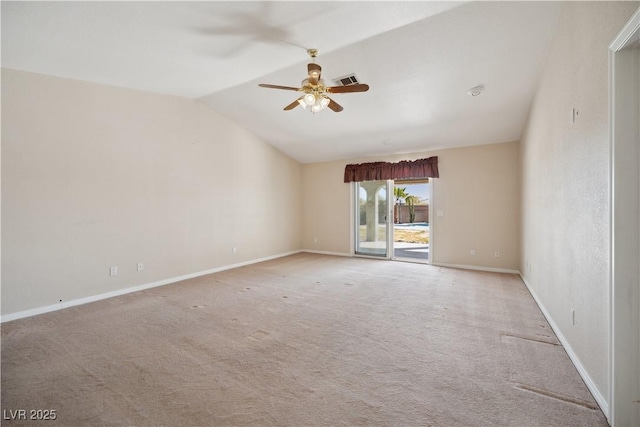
333,73 -> 360,86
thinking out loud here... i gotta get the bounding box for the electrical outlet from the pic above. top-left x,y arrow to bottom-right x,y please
470,249 -> 476,256
494,251 -> 500,258
109,266 -> 118,276
137,262 -> 144,272
313,237 -> 318,243
232,247 -> 237,254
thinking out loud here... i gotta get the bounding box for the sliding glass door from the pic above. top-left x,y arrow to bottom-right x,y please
393,179 -> 431,263
354,180 -> 392,257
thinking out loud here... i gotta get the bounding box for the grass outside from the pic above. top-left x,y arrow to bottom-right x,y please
395,228 -> 429,244
359,225 -> 429,244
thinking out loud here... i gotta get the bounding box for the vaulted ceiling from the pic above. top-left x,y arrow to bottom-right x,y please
2,1 -> 562,163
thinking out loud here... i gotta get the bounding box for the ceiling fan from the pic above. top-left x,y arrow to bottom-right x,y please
258,49 -> 369,113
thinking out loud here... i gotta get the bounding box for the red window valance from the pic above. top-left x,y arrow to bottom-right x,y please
343,156 -> 439,183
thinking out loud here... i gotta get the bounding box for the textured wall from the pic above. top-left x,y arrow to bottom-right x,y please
519,0 -> 639,411
302,141 -> 521,271
1,69 -> 302,316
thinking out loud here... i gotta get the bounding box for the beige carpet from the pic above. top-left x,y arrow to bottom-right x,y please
2,253 -> 607,426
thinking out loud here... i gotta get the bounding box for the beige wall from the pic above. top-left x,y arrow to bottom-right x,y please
520,1 -> 639,412
302,141 -> 521,271
1,69 -> 302,316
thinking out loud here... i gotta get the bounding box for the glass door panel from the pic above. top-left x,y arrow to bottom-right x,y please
392,179 -> 430,263
355,181 -> 390,257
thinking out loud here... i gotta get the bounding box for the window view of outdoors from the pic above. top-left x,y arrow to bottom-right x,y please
393,180 -> 429,262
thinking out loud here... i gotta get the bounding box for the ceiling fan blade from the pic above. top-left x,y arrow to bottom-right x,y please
327,98 -> 344,112
308,63 -> 322,85
326,84 -> 370,94
284,97 -> 303,111
259,84 -> 301,91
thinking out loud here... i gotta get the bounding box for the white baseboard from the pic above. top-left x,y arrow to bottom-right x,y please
1,250 -> 302,323
519,273 -> 609,419
301,249 -> 352,257
431,262 -> 519,274
301,254 -> 519,274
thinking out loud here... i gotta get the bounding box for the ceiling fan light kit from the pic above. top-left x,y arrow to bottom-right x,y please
303,93 -> 316,105
259,49 -> 369,113
298,94 -> 330,113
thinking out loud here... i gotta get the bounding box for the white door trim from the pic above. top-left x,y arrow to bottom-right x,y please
387,180 -> 394,260
609,7 -> 640,426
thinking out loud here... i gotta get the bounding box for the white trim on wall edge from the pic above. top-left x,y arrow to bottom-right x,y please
519,273 -> 609,418
431,262 -> 519,274
301,249 -> 352,257
1,250 -> 302,323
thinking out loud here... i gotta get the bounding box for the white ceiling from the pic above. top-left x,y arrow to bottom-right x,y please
2,1 -> 562,164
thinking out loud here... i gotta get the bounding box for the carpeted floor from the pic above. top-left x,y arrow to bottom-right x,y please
1,253 -> 607,426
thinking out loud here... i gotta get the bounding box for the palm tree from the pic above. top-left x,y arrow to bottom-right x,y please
405,195 -> 421,223
394,187 -> 408,223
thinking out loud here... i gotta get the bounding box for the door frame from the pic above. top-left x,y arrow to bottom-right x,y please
609,7 -> 640,426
